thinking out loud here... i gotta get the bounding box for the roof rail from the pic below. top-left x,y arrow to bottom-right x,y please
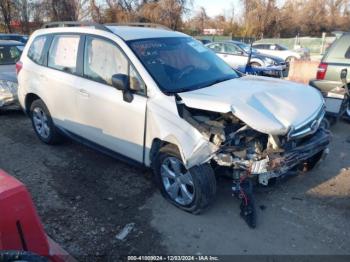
105,22 -> 171,31
42,21 -> 112,33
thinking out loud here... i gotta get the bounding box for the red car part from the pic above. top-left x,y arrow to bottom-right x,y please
0,169 -> 76,262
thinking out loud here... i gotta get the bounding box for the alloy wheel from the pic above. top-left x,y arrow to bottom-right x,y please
32,107 -> 50,139
160,157 -> 195,206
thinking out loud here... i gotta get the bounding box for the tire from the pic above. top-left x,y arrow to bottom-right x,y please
345,99 -> 350,119
153,144 -> 216,214
29,99 -> 63,144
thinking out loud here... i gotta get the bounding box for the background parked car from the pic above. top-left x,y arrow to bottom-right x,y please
0,34 -> 28,44
0,40 -> 23,110
206,40 -> 288,77
309,32 -> 350,118
252,43 -> 309,62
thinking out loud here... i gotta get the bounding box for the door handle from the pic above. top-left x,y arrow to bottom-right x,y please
79,89 -> 89,97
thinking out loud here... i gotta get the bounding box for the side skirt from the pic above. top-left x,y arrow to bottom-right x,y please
57,127 -> 146,169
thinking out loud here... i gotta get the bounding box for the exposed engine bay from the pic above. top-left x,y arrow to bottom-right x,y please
177,98 -> 331,228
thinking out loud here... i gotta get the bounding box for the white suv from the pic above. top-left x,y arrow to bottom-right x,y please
17,22 -> 330,227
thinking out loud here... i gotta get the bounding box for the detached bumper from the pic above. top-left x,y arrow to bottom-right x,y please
251,128 -> 331,185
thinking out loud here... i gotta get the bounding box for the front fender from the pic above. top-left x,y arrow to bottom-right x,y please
145,96 -> 217,168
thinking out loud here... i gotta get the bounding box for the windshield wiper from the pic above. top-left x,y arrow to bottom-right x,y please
168,76 -> 236,95
201,76 -> 236,89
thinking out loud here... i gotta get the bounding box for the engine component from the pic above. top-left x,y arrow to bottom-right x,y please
232,175 -> 256,228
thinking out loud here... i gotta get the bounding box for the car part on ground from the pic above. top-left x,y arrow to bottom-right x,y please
309,32 -> 350,121
17,22 -> 330,228
0,169 -> 76,262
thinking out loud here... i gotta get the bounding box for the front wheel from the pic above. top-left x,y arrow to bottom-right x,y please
30,99 -> 63,144
153,144 -> 216,214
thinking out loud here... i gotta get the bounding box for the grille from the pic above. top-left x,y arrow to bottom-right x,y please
287,106 -> 326,140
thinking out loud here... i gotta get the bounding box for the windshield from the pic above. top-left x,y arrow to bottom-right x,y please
0,45 -> 22,65
128,37 -> 239,93
277,44 -> 288,50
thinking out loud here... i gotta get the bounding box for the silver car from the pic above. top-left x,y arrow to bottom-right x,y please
0,40 -> 23,110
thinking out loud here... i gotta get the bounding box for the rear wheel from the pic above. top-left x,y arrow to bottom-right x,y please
153,144 -> 216,214
30,99 -> 63,144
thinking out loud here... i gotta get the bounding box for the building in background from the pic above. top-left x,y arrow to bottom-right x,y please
203,28 -> 224,36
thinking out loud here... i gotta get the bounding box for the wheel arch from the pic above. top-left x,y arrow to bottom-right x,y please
25,93 -> 42,115
149,138 -> 183,168
249,57 -> 264,66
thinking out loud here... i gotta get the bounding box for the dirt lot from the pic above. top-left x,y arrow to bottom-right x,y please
1,110 -> 350,261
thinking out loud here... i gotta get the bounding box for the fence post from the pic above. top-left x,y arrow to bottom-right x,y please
320,32 -> 326,54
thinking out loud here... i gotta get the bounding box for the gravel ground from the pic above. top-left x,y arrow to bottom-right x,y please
1,109 -> 350,261
0,110 -> 165,261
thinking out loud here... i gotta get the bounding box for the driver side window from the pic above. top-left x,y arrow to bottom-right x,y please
224,44 -> 242,55
84,36 -> 146,95
208,43 -> 223,53
84,36 -> 128,85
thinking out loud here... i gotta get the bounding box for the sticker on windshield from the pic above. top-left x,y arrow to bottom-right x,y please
188,41 -> 207,53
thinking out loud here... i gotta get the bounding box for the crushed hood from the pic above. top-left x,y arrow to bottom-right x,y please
178,76 -> 324,135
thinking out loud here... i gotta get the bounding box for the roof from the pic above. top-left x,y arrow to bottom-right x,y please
209,40 -> 248,45
0,33 -> 23,36
0,40 -> 24,46
105,26 -> 187,41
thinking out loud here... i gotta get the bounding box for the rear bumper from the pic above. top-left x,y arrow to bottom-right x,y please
251,128 -> 331,185
309,79 -> 342,93
309,79 -> 348,116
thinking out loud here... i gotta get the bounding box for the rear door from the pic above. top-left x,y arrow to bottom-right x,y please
75,35 -> 147,163
45,34 -> 83,133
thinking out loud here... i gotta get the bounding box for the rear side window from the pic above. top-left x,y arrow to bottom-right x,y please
28,35 -> 47,64
345,46 -> 350,59
48,35 -> 80,74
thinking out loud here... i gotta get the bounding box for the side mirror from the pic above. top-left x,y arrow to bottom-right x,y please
111,74 -> 134,103
340,69 -> 347,85
112,74 -> 128,91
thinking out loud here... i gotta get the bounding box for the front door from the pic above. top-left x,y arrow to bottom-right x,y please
76,36 -> 147,163
222,43 -> 249,68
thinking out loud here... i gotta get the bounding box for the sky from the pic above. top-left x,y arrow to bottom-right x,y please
192,0 -> 243,18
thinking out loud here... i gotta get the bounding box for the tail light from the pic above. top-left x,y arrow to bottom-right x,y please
316,63 -> 328,80
16,61 -> 23,75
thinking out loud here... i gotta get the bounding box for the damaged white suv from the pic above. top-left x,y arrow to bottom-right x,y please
17,23 -> 330,227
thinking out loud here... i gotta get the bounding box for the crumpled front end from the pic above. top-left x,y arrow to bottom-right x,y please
176,94 -> 330,228
177,98 -> 330,185
214,127 -> 330,185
